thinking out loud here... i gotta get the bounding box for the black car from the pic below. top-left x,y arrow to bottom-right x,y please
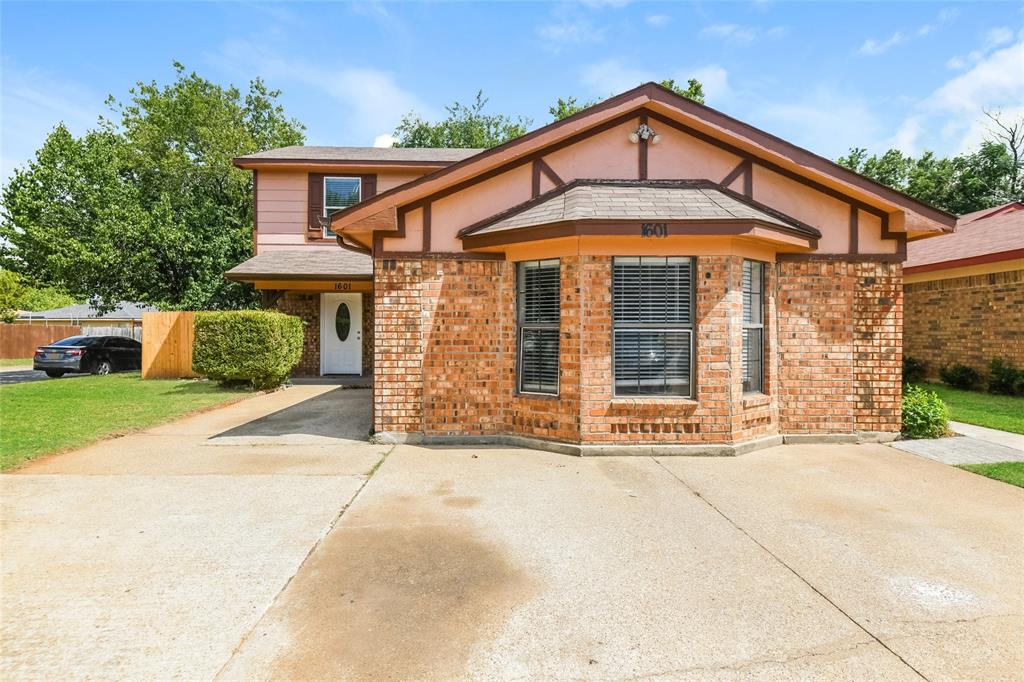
33,335 -> 142,378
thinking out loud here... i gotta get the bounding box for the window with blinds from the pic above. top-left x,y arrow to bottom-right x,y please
742,260 -> 765,394
323,177 -> 361,236
517,259 -> 560,395
612,256 -> 694,397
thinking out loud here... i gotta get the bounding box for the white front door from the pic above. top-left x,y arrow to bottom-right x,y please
320,293 -> 362,375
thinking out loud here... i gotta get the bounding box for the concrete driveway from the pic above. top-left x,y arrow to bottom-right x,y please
3,395 -> 1022,680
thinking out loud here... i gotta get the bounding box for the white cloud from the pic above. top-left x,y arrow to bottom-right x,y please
213,39 -> 430,146
536,18 -> 605,49
373,133 -> 396,148
700,23 -> 785,43
645,14 -> 671,28
1,61 -> 102,182
984,27 -> 1014,48
897,37 -> 1024,154
858,31 -> 906,56
688,65 -> 731,104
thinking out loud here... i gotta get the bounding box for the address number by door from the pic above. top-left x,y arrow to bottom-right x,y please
641,222 -> 668,238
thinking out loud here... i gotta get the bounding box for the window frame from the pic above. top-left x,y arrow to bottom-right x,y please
742,259 -> 766,395
611,256 -> 696,399
516,258 -> 561,397
322,176 -> 362,237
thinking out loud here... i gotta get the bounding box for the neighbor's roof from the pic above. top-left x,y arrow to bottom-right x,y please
235,146 -> 483,168
905,201 -> 1024,272
225,249 -> 373,281
461,180 -> 821,240
17,301 -> 157,321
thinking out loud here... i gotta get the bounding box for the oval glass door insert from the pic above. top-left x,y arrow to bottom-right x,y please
335,303 -> 351,342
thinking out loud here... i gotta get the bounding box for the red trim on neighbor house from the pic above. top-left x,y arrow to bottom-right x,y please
903,248 -> 1024,275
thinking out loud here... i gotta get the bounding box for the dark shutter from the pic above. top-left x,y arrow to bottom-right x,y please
360,174 -> 377,199
612,257 -> 694,397
308,173 -> 326,238
517,259 -> 560,394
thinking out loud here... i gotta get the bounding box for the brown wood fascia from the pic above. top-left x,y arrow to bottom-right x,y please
375,251 -> 506,261
234,158 -> 455,170
461,218 -> 819,250
849,205 -> 859,255
638,113 -> 649,181
226,271 -> 373,283
903,248 -> 1024,275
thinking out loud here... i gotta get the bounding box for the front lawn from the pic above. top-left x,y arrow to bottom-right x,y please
913,383 -> 1024,435
0,358 -> 33,367
0,373 -> 249,470
957,462 -> 1024,488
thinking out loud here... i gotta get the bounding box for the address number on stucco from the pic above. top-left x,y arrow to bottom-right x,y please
640,222 -> 668,238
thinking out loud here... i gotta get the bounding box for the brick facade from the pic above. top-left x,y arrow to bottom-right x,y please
904,268 -> 1024,378
277,291 -> 374,377
373,255 -> 902,444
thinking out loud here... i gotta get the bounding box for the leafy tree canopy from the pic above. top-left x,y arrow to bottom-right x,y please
0,270 -> 77,322
550,79 -> 706,122
838,111 -> 1023,215
1,62 -> 305,312
393,91 -> 532,149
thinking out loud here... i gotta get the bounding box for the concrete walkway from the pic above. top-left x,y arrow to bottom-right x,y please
1,386 -> 388,680
891,421 -> 1024,465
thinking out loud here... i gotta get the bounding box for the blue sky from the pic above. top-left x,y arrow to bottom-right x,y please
2,1 -> 1022,182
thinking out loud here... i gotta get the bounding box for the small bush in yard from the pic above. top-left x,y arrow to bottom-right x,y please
192,310 -> 303,389
902,356 -> 928,384
939,363 -> 981,390
901,385 -> 950,439
987,358 -> 1024,396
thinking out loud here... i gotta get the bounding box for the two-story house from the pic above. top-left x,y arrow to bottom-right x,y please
228,83 -> 955,455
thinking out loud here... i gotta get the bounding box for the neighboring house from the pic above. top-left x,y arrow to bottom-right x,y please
228,82 -> 955,454
904,201 -> 1024,378
15,302 -> 156,333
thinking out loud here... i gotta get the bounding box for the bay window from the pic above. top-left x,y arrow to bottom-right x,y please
742,259 -> 765,394
517,259 -> 560,395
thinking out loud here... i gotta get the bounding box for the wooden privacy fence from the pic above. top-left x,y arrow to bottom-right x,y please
0,324 -> 82,358
142,312 -> 197,379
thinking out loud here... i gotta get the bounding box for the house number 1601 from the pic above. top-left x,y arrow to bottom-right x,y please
641,222 -> 668,238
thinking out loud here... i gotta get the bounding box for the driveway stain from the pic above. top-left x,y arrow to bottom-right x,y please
255,507 -> 533,681
442,495 -> 481,508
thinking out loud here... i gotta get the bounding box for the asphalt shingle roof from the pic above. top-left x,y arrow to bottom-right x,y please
225,249 -> 372,280
236,146 -> 483,163
17,302 -> 157,321
464,180 -> 820,238
906,201 -> 1023,269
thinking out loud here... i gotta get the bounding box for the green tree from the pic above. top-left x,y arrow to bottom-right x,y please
0,270 -> 27,323
1,63 -> 305,311
393,91 -> 532,149
550,79 -> 706,122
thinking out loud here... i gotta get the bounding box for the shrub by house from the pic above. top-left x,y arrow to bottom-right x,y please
192,310 -> 303,389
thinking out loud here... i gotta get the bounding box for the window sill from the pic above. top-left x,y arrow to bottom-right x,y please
610,397 -> 698,407
741,393 -> 771,408
514,391 -> 560,400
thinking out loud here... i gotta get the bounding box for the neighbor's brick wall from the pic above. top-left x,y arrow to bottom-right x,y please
905,268 -> 1024,378
278,291 -> 374,378
777,260 -> 901,435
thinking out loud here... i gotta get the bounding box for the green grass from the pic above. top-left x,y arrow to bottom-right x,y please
957,462 -> 1024,488
0,373 -> 249,470
913,383 -> 1024,435
0,358 -> 33,367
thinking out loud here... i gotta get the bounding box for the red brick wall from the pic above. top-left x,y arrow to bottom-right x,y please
904,268 -> 1024,378
373,255 -> 902,442
278,291 -> 374,378
776,260 -> 901,435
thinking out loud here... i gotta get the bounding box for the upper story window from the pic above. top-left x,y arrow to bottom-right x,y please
742,260 -> 765,394
517,259 -> 560,395
323,177 -> 361,236
613,256 -> 694,397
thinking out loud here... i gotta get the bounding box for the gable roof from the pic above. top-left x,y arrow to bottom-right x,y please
460,179 -> 820,240
234,146 -> 482,169
905,201 -> 1024,272
330,82 -> 956,237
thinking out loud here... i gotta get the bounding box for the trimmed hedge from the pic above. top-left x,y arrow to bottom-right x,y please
192,310 -> 303,389
901,385 -> 950,439
939,363 -> 980,390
